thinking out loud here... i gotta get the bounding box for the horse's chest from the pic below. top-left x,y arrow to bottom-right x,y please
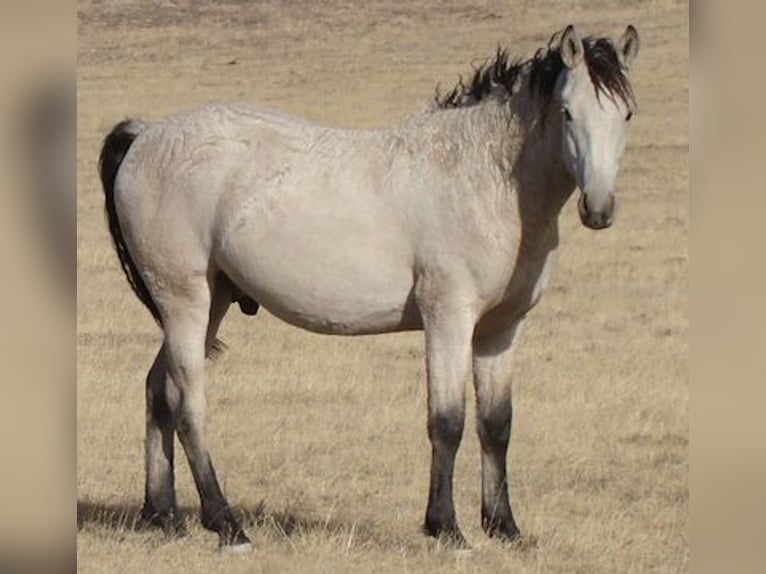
481,246 -> 557,329
526,253 -> 554,307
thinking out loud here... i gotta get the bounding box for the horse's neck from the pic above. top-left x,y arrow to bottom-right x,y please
505,92 -> 576,229
440,98 -> 573,220
415,98 -> 574,236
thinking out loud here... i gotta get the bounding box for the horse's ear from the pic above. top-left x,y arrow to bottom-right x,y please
560,25 -> 583,69
618,25 -> 640,70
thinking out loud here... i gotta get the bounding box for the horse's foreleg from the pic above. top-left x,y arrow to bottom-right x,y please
472,322 -> 523,541
142,344 -> 182,534
163,287 -> 250,550
420,300 -> 475,548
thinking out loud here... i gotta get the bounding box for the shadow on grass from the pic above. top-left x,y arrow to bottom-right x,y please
76,499 -> 532,554
76,499 -> 376,542
76,500 -> 193,533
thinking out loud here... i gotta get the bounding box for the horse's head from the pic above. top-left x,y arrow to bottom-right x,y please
556,25 -> 639,230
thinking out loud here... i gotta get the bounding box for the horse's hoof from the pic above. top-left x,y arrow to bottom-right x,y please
218,528 -> 252,553
486,524 -> 521,543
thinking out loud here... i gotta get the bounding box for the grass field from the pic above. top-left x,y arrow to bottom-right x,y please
77,1 -> 688,571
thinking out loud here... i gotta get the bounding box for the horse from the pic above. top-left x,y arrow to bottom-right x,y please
99,25 -> 639,551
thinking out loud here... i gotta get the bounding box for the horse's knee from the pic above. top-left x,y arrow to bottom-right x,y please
477,404 -> 511,452
428,409 -> 465,451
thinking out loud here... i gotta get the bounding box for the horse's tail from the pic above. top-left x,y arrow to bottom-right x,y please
99,119 -> 162,326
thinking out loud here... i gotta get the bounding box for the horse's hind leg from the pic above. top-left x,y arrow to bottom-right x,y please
162,278 -> 250,550
142,343 -> 182,534
142,275 -> 232,535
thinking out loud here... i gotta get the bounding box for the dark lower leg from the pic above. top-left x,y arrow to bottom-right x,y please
424,409 -> 468,546
175,406 -> 249,546
142,420 -> 177,528
478,404 -> 519,540
142,348 -> 181,533
161,284 -> 248,548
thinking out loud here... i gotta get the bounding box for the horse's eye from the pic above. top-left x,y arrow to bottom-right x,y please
562,108 -> 573,122
626,111 -> 633,122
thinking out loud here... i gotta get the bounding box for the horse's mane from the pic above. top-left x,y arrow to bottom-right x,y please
435,30 -> 635,113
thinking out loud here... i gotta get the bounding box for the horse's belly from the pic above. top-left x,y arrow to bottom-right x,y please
216,224 -> 419,335
263,291 -> 420,335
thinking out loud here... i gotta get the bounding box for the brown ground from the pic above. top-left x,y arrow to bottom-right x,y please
77,1 -> 688,572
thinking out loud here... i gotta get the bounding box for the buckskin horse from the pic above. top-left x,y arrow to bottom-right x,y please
99,25 -> 639,551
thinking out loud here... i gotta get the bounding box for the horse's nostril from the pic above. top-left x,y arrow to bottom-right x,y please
578,192 -> 615,230
595,211 -> 613,229
580,207 -> 613,230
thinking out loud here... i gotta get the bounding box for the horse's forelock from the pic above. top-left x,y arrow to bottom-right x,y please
582,37 -> 636,110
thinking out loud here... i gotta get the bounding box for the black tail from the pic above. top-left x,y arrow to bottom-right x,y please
99,120 -> 162,325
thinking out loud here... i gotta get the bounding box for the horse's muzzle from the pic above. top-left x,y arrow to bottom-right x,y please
578,192 -> 615,230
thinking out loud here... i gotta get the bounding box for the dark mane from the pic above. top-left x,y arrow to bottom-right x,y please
436,48 -> 524,109
435,30 -> 635,112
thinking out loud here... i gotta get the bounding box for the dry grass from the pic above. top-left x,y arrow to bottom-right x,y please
77,1 -> 688,572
